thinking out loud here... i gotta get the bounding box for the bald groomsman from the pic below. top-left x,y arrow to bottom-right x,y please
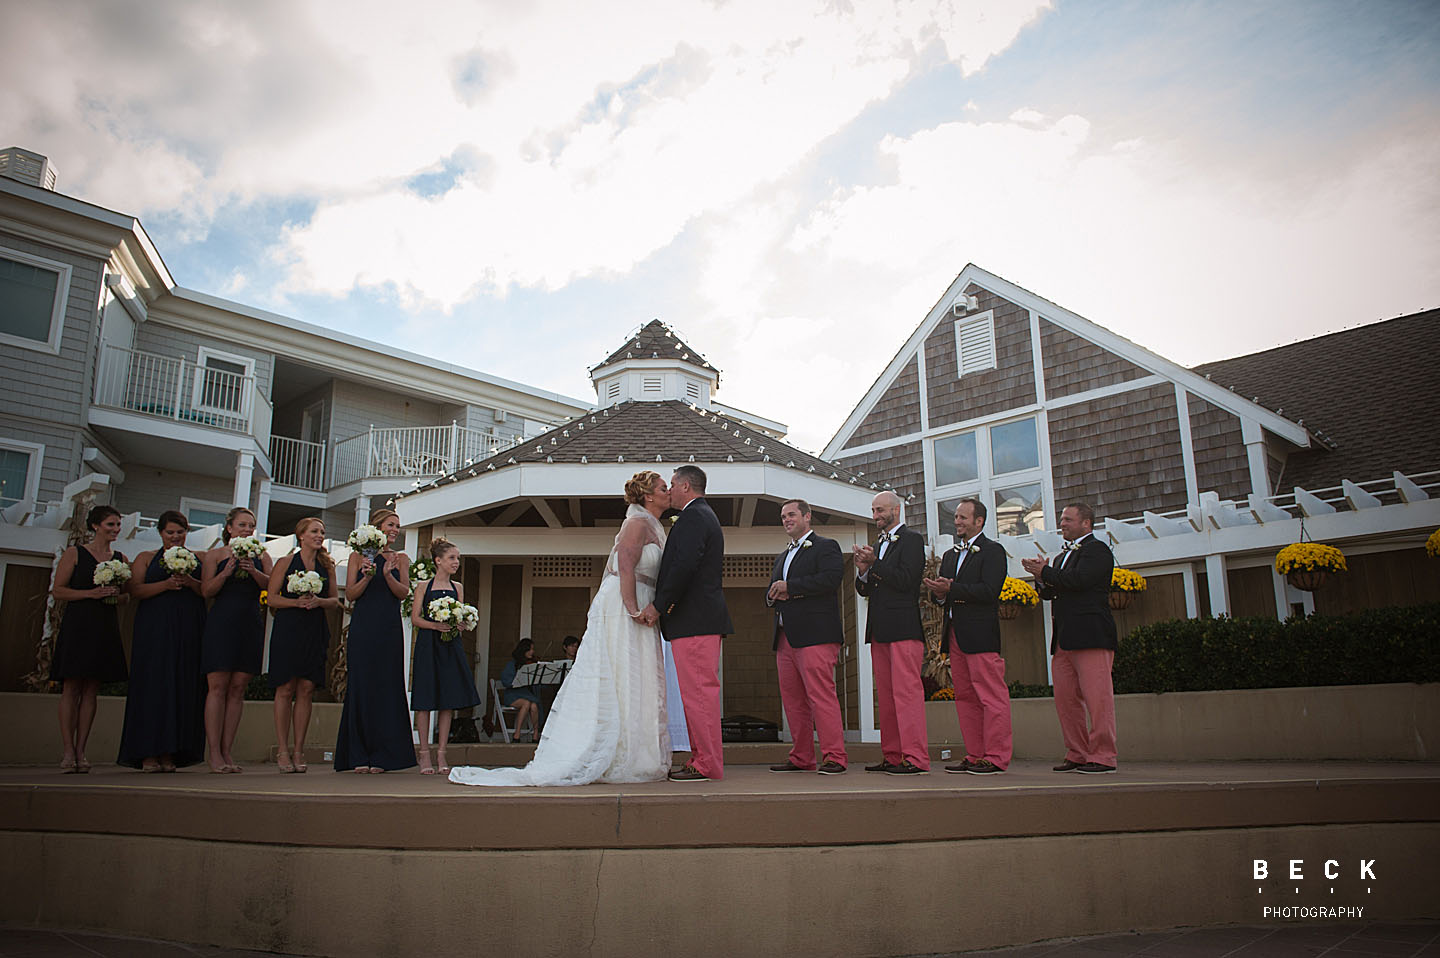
923,498 -> 1011,774
767,499 -> 847,775
1021,501 -> 1118,774
854,490 -> 928,775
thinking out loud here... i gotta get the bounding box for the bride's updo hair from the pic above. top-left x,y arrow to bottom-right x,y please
429,537 -> 458,560
624,470 -> 662,505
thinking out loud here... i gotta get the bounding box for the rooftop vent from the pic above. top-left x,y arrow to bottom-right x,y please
0,147 -> 58,190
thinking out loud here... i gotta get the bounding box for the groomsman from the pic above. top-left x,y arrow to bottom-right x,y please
923,498 -> 1011,774
767,499 -> 847,775
854,490 -> 928,774
1021,502 -> 1118,774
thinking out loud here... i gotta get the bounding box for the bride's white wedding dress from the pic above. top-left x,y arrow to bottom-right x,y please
449,509 -> 671,786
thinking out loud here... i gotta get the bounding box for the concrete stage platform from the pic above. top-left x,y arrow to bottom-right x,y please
2,752 -> 1437,958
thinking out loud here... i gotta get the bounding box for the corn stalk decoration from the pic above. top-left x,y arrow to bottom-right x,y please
329,600 -> 351,702
920,552 -> 951,689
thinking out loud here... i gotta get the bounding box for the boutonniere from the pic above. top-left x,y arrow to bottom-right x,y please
667,515 -> 679,527
967,543 -> 980,554
801,540 -> 813,549
1062,540 -> 1080,552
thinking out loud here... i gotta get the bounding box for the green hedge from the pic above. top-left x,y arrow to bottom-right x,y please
1112,602 -> 1440,694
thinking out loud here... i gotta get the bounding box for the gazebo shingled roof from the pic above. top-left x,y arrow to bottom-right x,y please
589,320 -> 720,378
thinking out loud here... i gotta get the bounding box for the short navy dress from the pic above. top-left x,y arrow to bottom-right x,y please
200,556 -> 265,675
410,581 -> 480,711
334,555 -> 417,771
117,552 -> 206,768
267,554 -> 331,689
50,546 -> 128,682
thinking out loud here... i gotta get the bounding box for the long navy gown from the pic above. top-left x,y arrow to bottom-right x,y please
117,552 -> 206,768
334,555 -> 417,771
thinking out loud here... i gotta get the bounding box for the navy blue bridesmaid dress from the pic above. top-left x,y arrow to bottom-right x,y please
410,581 -> 480,712
334,555 -> 418,771
50,546 -> 128,683
117,551 -> 206,768
267,554 -> 330,689
200,556 -> 265,675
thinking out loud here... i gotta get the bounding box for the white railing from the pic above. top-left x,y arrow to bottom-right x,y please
329,423 -> 520,487
93,344 -> 272,441
271,435 -> 327,490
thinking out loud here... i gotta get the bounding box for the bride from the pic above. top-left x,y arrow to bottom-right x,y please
449,471 -> 673,786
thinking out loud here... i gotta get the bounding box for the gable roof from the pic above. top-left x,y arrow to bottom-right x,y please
411,399 -> 869,486
590,320 -> 720,379
822,264 -> 1312,458
1194,308 -> 1440,490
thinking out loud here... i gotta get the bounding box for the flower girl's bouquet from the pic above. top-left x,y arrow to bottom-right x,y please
93,558 -> 131,604
229,536 -> 265,579
286,569 -> 325,597
346,525 -> 387,575
160,545 -> 199,577
427,595 -> 479,642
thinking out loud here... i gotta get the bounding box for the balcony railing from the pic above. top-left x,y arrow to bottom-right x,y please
330,424 -> 520,487
270,435 -> 327,490
93,344 -> 272,442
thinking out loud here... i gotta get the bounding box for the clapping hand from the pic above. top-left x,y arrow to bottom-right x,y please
852,544 -> 875,573
922,575 -> 952,599
1020,555 -> 1047,577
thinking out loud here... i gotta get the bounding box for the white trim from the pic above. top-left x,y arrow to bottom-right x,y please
192,345 -> 257,419
0,437 -> 44,506
180,496 -> 233,525
1174,385 -> 1200,509
823,265 -> 1310,457
1028,310 -> 1047,405
0,245 -> 71,355
1043,374 -> 1166,410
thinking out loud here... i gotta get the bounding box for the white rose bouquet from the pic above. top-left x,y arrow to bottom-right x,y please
286,569 -> 325,597
427,595 -> 479,642
161,545 -> 198,577
346,524 -> 387,575
229,536 -> 265,579
93,558 -> 131,604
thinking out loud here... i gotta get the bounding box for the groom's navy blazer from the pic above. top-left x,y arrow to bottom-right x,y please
769,532 -> 844,650
654,497 -> 733,640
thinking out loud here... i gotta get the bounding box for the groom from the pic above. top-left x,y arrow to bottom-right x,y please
643,465 -> 732,781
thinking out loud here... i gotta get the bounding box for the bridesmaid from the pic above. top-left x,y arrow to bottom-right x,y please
50,504 -> 129,773
266,517 -> 338,773
409,537 -> 480,775
334,508 -> 418,774
199,507 -> 272,773
117,510 -> 206,772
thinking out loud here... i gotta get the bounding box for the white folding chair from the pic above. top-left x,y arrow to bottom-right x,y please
490,679 -> 519,743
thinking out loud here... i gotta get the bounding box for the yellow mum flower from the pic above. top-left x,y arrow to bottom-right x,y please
1111,567 -> 1148,592
999,576 -> 1040,606
1275,542 -> 1347,574
1427,528 -> 1440,559
929,687 -> 955,701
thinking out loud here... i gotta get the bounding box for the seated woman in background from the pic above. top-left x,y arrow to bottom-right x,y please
118,510 -> 207,772
500,638 -> 542,742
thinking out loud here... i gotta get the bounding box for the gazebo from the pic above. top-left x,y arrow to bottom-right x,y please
395,321 -> 886,741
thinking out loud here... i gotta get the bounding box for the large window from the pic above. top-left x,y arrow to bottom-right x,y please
180,497 -> 231,527
0,249 -> 70,354
0,439 -> 43,508
193,347 -> 255,417
930,415 -> 1046,537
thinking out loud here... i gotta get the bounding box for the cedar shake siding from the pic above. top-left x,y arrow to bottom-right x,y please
1048,383 -> 1187,520
925,288 -> 1036,428
1188,394 -> 1250,501
1040,318 -> 1150,399
835,440 -> 926,536
846,357 -> 920,449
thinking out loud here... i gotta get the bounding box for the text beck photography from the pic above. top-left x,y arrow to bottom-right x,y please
1253,858 -> 1379,921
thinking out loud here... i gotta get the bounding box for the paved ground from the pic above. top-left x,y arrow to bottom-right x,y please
2,921 -> 1436,957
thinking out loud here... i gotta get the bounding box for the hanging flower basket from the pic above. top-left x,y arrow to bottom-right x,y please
1275,542 -> 1346,592
1109,567 -> 1147,610
1426,528 -> 1440,559
998,576 -> 1039,621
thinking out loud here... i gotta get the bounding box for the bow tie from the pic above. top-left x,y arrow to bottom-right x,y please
1062,540 -> 1081,552
878,531 -> 898,544
787,539 -> 803,551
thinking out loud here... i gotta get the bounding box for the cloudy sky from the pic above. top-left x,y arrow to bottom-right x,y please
5,0 -> 1438,450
